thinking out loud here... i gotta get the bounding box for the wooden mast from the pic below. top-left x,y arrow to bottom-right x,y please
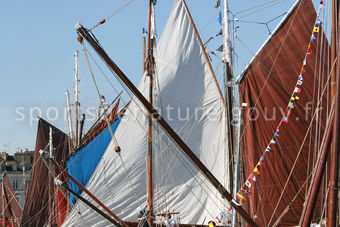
75,24 -> 258,227
327,0 -> 339,225
1,179 -> 5,227
300,108 -> 335,226
74,50 -> 80,147
146,0 -> 154,224
48,127 -> 55,227
65,91 -> 74,153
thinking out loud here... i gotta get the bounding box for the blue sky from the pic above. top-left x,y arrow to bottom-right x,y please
0,0 -> 297,154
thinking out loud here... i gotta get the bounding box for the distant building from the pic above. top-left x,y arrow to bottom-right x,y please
0,149 -> 34,207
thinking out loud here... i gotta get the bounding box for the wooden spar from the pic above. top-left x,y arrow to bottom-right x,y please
47,157 -> 128,227
327,1 -> 339,226
65,91 -> 74,153
180,0 -> 226,107
146,0 -> 153,224
55,176 -> 122,227
74,50 -> 80,147
2,179 -> 5,227
300,108 -> 335,227
75,24 -> 259,227
48,127 -> 55,227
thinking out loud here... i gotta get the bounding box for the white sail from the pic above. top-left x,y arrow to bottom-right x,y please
63,0 -> 229,226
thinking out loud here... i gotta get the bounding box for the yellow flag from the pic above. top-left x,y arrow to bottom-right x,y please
314,26 -> 319,32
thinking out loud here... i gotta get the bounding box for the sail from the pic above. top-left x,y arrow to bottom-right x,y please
0,173 -> 22,227
21,118 -> 69,227
62,0 -> 228,226
238,0 -> 330,225
66,101 -> 121,207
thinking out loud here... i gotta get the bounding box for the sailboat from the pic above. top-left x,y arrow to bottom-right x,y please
27,0 -> 338,226
0,172 -> 22,226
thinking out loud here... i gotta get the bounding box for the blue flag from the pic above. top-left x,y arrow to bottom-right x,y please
218,11 -> 222,25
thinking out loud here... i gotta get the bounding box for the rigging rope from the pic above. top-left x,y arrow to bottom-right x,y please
89,0 -> 135,31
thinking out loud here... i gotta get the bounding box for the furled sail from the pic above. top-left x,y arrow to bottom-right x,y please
21,118 -> 69,227
238,0 -> 330,226
0,172 -> 22,227
62,0 -> 229,226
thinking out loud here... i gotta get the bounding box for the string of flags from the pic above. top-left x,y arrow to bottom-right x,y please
233,0 -> 326,203
214,204 -> 233,224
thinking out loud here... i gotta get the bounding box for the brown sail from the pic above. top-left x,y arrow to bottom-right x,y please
238,0 -> 330,225
0,173 -> 22,227
21,118 -> 69,227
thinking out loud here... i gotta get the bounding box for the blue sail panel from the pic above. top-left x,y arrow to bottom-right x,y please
66,118 -> 121,207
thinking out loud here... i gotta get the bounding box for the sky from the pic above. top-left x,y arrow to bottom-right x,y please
0,0 -> 299,154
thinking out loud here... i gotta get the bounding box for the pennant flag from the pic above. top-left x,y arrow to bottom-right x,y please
301,67 -> 306,73
297,80 -> 303,86
283,116 -> 289,123
218,11 -> 222,25
216,45 -> 223,52
142,27 -> 148,34
253,166 -> 260,175
291,96 -> 299,101
215,0 -> 221,8
240,186 -> 246,193
314,26 -> 320,32
236,193 -> 246,201
249,173 -> 258,183
277,124 -> 281,131
320,0 -> 323,3
225,205 -> 232,214
288,102 -> 295,108
259,155 -> 265,164
215,216 -> 222,223
298,74 -> 303,80
311,35 -> 316,41
244,190 -> 251,196
320,3 -> 325,9
245,180 -> 251,188
307,50 -> 312,54
265,146 -> 273,152
294,87 -> 301,93
316,19 -> 322,24
286,109 -> 291,117
216,29 -> 222,36
219,211 -> 224,220
270,139 -> 276,144
274,130 -> 279,137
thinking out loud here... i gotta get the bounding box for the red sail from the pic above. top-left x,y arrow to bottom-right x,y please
21,118 -> 69,227
0,173 -> 22,227
238,0 -> 330,225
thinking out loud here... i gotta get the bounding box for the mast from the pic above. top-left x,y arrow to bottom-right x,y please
65,91 -> 74,153
48,127 -> 55,227
146,0 -> 154,224
74,50 -> 80,147
2,179 -> 5,226
75,24 -> 258,227
22,155 -> 26,203
327,0 -> 339,225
